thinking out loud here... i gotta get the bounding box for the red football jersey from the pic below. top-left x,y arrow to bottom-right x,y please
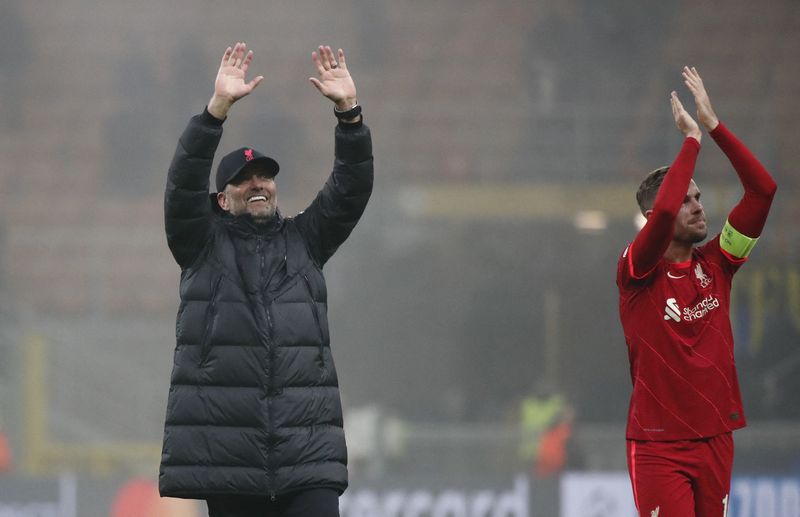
617,236 -> 747,441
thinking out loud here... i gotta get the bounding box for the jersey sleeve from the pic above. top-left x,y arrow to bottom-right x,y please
617,243 -> 658,290
701,234 -> 747,277
711,122 -> 777,258
627,137 -> 701,279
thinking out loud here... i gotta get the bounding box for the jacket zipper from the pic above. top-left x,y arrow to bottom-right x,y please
198,273 -> 224,366
302,273 -> 326,368
266,303 -> 277,502
258,236 -> 278,499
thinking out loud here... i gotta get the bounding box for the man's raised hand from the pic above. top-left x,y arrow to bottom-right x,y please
309,46 -> 357,112
208,42 -> 264,120
671,91 -> 702,143
683,66 -> 719,132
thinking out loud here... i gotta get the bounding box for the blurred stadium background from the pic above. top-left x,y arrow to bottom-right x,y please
0,0 -> 798,515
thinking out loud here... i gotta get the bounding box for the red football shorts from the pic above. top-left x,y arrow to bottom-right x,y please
627,433 -> 733,517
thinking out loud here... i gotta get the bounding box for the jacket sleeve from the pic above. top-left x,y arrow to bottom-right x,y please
164,109 -> 224,269
295,120 -> 374,266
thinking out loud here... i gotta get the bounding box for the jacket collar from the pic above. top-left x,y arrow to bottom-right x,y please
217,208 -> 285,237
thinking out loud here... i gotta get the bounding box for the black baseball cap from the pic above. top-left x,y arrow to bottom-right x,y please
215,147 -> 280,192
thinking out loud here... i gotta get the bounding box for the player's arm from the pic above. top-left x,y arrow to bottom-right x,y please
713,123 -> 776,259
296,46 -> 373,266
628,93 -> 702,278
683,66 -> 777,259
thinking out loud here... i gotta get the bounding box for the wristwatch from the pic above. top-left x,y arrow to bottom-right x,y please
334,103 -> 362,121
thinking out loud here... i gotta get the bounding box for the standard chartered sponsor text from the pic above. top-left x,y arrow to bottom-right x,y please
682,295 -> 720,321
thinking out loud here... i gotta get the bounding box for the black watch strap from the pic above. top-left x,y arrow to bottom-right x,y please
334,103 -> 362,120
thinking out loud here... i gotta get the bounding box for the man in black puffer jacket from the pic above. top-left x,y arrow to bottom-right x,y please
159,42 -> 373,517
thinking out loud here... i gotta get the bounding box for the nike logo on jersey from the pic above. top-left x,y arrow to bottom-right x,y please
667,272 -> 686,279
650,507 -> 660,517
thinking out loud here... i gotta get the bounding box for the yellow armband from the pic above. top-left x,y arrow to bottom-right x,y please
720,219 -> 758,258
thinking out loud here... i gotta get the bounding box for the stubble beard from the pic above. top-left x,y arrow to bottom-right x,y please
251,209 -> 276,225
227,192 -> 276,224
690,230 -> 707,244
676,226 -> 707,245
247,199 -> 277,225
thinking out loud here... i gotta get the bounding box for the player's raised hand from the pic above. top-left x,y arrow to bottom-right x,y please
671,91 -> 702,143
682,66 -> 719,131
309,46 -> 358,111
208,42 -> 264,120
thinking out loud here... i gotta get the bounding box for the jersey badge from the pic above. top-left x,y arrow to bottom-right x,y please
695,263 -> 712,288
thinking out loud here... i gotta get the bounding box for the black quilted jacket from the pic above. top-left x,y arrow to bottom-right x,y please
159,109 -> 373,499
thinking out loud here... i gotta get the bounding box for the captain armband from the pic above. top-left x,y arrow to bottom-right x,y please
719,219 -> 759,258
